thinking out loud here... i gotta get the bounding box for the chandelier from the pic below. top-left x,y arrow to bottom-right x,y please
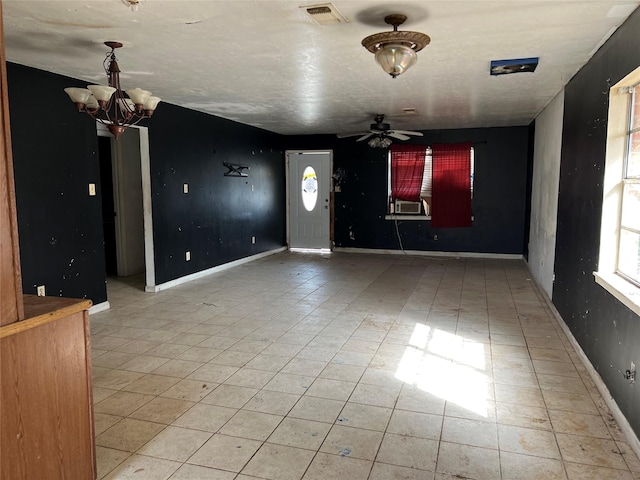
64,42 -> 160,139
361,14 -> 430,78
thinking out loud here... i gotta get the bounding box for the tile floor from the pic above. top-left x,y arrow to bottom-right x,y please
90,251 -> 640,480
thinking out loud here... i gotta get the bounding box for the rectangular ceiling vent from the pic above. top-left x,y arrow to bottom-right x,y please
301,3 -> 349,25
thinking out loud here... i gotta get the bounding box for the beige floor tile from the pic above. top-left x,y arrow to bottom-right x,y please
499,451 -> 566,480
319,363 -> 367,382
494,384 -> 545,408
208,350 -> 257,367
565,462 -> 634,480
172,403 -> 237,432
369,462 -> 434,480
616,440 -> 640,472
176,346 -> 223,362
218,410 -> 283,441
93,351 -> 139,369
94,413 -> 123,436
241,443 -> 315,480
288,395 -> 345,423
376,433 -> 438,471
118,355 -> 170,373
441,416 -> 498,449
223,367 -> 276,388
542,390 -> 599,414
332,350 -> 374,366
556,434 -> 628,469
151,359 -> 203,378
538,373 -> 588,394
93,369 -> 145,390
94,391 -> 154,417
305,378 -> 356,401
281,358 -> 327,376
159,378 -> 217,402
435,441 -> 500,480
200,384 -> 258,408
93,387 -> 117,404
103,454 -> 181,480
359,368 -> 405,389
533,359 -> 579,377
96,446 -> 130,479
243,389 -> 300,415
548,410 -> 611,438
129,397 -> 194,424
244,353 -> 291,371
386,410 -> 443,441
336,403 -> 392,431
187,363 -> 239,383
296,346 -> 339,362
267,417 -> 331,450
96,418 -> 165,452
197,335 -> 240,350
348,383 -> 400,408
302,452 -> 372,480
187,434 -> 262,472
528,347 -> 572,363
168,463 -> 236,479
498,424 -> 561,459
320,425 -> 383,460
264,372 -> 317,395
138,426 -> 212,462
122,374 -> 181,395
228,339 -> 273,354
496,402 -> 551,430
395,387 -> 446,415
146,343 -> 192,359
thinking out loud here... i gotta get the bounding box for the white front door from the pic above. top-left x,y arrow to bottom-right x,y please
287,151 -> 331,249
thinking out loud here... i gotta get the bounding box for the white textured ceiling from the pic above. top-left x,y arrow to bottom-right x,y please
2,1 -> 638,135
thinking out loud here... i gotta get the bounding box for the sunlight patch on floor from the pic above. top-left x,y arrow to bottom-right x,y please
395,323 -> 489,417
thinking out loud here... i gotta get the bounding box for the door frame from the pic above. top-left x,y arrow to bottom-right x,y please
97,124 -> 156,290
285,150 -> 334,250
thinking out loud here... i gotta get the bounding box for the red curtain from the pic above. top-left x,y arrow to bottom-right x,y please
431,142 -> 472,228
391,144 -> 425,202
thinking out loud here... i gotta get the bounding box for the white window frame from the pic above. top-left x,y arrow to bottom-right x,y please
594,67 -> 640,316
385,146 -> 474,221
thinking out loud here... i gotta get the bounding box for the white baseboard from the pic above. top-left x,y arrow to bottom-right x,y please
333,247 -> 523,260
530,272 -> 640,461
89,301 -> 110,315
146,247 -> 287,293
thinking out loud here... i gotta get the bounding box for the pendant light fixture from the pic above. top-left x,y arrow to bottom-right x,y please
361,14 -> 430,79
64,42 -> 160,139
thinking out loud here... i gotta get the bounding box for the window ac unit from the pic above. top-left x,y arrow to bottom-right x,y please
395,200 -> 422,214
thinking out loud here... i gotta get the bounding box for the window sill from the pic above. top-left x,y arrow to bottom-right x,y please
593,271 -> 640,317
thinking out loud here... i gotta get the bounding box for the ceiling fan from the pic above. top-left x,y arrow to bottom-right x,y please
337,114 -> 423,147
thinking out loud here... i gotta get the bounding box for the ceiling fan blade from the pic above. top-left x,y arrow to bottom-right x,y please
336,131 -> 370,138
388,132 -> 410,141
356,133 -> 374,142
391,130 -> 424,137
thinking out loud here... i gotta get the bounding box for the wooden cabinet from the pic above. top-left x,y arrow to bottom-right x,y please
1,296 -> 96,480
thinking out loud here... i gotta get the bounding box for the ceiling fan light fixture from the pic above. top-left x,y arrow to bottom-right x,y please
368,136 -> 393,148
362,14 -> 430,78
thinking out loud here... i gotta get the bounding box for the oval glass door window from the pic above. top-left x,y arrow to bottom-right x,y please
301,166 -> 318,211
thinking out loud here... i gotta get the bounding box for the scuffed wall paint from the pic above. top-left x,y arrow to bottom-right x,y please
528,90 -> 564,297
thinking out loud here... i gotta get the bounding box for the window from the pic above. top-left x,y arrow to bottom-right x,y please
595,67 -> 640,316
619,83 -> 640,286
387,144 -> 474,226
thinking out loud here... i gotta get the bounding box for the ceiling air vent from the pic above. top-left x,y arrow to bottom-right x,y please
301,3 -> 349,25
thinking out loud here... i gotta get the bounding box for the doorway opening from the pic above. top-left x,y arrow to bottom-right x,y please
96,124 -> 156,292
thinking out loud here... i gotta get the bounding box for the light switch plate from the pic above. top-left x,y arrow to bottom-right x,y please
89,183 -> 96,196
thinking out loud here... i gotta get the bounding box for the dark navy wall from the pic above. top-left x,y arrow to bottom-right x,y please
554,8 -> 640,435
8,63 -> 107,303
149,104 -> 286,284
288,126 -> 530,254
8,63 -> 286,302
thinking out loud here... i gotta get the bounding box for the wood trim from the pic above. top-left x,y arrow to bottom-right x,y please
0,296 -> 92,339
0,0 -> 24,325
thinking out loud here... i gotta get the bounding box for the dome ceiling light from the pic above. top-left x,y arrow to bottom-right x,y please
361,14 -> 430,79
